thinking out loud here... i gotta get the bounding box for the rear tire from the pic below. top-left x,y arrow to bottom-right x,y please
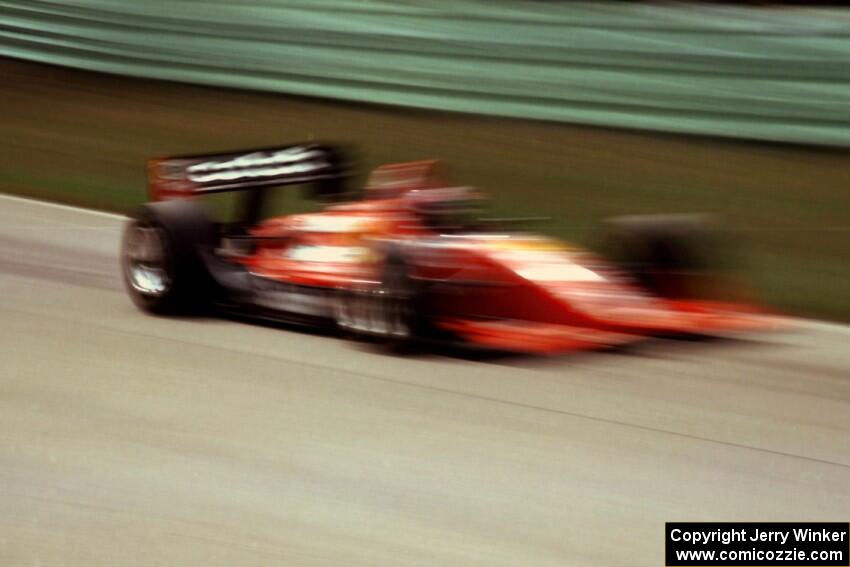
121,200 -> 215,315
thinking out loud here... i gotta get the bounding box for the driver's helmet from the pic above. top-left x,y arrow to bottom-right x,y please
407,186 -> 485,231
365,159 -> 447,199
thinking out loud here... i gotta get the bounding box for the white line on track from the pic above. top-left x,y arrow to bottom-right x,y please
0,192 -> 126,220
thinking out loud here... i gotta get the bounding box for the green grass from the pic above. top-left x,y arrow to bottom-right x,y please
1,58 -> 848,320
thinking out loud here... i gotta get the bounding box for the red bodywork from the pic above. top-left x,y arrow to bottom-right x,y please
150,155 -> 785,354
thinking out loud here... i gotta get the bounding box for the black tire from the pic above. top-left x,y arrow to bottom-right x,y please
603,214 -> 727,299
121,200 -> 216,314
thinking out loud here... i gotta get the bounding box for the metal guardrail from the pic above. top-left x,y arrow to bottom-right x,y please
1,1 -> 849,146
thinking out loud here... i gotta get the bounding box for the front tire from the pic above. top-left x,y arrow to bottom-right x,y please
603,214 -> 730,299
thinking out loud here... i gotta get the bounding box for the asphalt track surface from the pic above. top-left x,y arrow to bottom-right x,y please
1,194 -> 848,566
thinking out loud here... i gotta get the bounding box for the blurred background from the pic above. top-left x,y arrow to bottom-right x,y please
1,1 -> 848,320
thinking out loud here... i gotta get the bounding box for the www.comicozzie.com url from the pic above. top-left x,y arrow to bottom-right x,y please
673,548 -> 844,563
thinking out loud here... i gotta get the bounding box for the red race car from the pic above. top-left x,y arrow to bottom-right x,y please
121,143 -> 782,354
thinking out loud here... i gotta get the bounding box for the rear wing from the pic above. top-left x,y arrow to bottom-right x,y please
147,143 -> 347,201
